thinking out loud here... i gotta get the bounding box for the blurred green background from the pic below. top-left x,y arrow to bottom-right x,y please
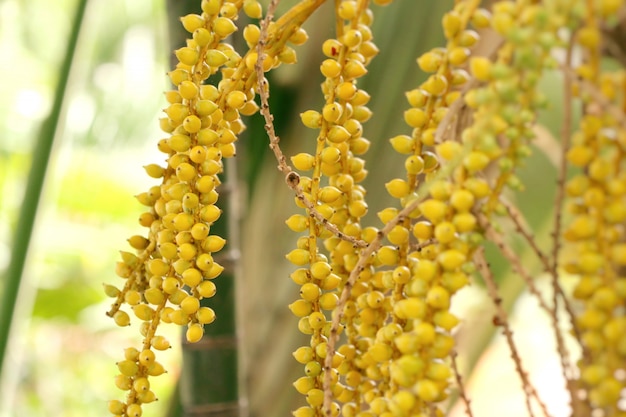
0,0 -> 578,416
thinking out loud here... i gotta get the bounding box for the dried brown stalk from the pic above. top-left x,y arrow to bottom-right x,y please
474,248 -> 552,417
477,213 -> 551,314
254,0 -> 367,249
451,349 -> 474,417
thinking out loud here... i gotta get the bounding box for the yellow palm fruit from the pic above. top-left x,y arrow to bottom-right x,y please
116,360 -> 138,377
175,47 -> 199,66
291,153 -> 315,171
180,14 -> 204,33
293,376 -> 316,395
108,400 -> 125,415
197,307 -> 216,324
213,17 -> 237,38
289,300 -> 313,317
126,404 -> 143,417
186,323 -> 204,343
198,281 -> 217,298
385,179 -> 410,199
286,249 -> 311,266
300,110 -> 322,129
469,56 -> 492,81
103,284 -> 121,298
243,0 -> 262,18
114,311 -> 131,327
293,406 -> 316,417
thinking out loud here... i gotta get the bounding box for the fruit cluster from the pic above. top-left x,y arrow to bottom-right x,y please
564,1 -> 626,411
108,0 -> 626,416
104,0 -> 323,415
286,1 -> 379,416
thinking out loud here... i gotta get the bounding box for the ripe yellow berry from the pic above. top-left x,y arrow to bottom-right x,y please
426,286 -> 451,309
193,27 -> 212,47
414,378 -> 440,402
291,153 -> 315,171
336,82 -> 357,101
434,222 -> 457,244
151,335 -> 170,351
114,310 -> 131,327
186,323 -> 204,343
320,59 -> 342,78
117,359 -> 138,376
293,376 -> 316,395
226,90 -> 247,109
197,306 -> 216,324
341,29 -> 362,48
183,115 -> 201,133
198,280 -> 217,298
385,179 -> 410,198
213,17 -> 237,37
133,304 -> 155,321
404,108 -> 428,128
418,199 -> 448,223
328,126 -> 351,143
175,47 -> 199,66
389,135 -> 414,155
417,51 -> 443,72
147,361 -> 166,376
180,296 -> 200,315
448,46 -> 469,66
289,300 -> 313,317
463,151 -> 490,172
108,399 -> 125,415
243,0 -> 262,18
319,292 -> 338,310
469,56 -> 492,81
307,312 -> 326,329
286,249 -> 311,266
200,205 -> 221,223
103,284 -> 121,298
300,282 -> 321,301
344,59 -> 367,79
442,10 -> 462,38
377,246 -> 399,266
126,403 -> 143,417
300,110 -> 322,129
181,14 -> 204,33
178,80 -> 199,100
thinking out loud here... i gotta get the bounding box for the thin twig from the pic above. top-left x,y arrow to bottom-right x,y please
474,248 -> 553,417
547,38 -> 584,396
450,349 -> 474,417
254,2 -> 368,249
500,198 -> 552,272
477,213 -> 552,315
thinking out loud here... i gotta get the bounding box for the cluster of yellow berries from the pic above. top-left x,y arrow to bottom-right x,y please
287,1 -> 381,416
284,0 -> 598,416
285,0 -> 566,415
107,0 -> 626,416
103,0 -> 325,414
564,1 -> 626,412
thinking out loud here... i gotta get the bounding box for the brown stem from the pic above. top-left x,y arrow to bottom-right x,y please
474,249 -> 553,417
450,349 -> 474,417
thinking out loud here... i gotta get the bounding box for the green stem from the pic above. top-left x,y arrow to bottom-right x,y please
0,0 -> 89,377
